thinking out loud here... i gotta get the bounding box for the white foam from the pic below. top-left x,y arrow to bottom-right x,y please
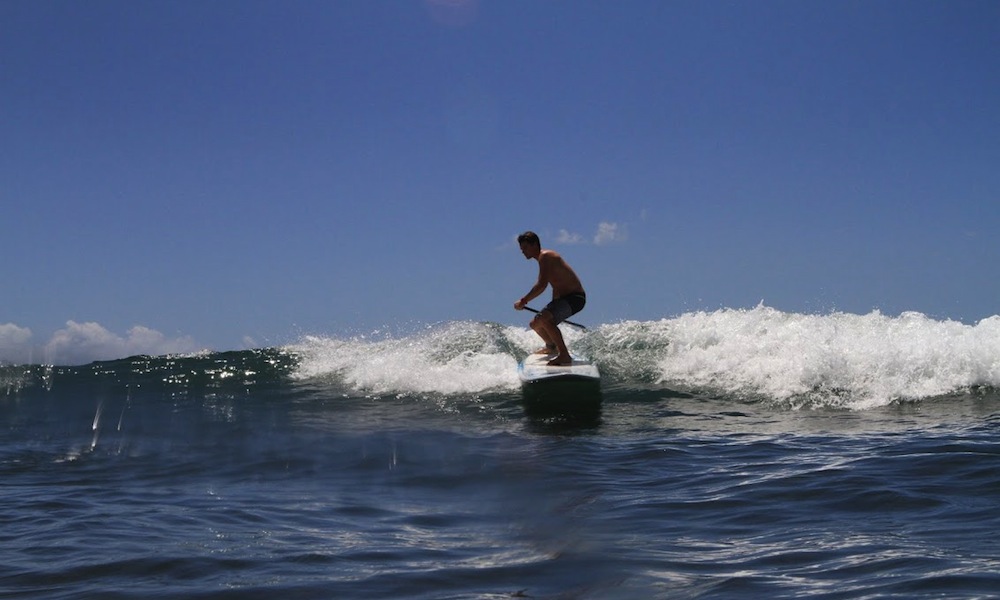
287,307 -> 1000,408
640,305 -> 1000,408
289,321 -> 531,396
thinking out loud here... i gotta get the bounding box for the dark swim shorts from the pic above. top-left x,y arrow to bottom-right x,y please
543,292 -> 586,324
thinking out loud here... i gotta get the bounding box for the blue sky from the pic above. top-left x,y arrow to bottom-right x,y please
2,0 -> 998,364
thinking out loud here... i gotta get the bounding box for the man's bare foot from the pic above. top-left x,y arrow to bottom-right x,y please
533,345 -> 557,355
547,354 -> 572,366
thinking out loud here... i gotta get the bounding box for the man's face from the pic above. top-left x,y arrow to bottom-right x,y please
519,242 -> 538,260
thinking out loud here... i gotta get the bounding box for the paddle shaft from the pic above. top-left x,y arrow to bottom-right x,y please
522,306 -> 587,330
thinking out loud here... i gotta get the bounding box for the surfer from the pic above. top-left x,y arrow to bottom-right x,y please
514,231 -> 586,366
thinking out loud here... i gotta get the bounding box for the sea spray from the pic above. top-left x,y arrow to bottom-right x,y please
285,306 -> 1000,408
650,305 -> 1000,408
290,321 -> 533,396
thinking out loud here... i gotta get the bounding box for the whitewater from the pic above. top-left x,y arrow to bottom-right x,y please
290,305 -> 1000,409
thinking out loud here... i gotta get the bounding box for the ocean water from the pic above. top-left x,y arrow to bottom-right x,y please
3,305 -> 1000,599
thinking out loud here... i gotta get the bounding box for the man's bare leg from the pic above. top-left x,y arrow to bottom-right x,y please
530,318 -> 557,354
532,313 -> 572,366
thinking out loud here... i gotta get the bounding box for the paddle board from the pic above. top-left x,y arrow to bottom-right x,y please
517,353 -> 601,384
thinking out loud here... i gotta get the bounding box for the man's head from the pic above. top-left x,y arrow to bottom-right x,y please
517,231 -> 541,259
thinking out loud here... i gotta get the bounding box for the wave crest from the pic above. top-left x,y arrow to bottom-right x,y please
588,306 -> 1000,409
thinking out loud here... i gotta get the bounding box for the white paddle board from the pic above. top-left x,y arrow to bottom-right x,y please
517,353 -> 601,384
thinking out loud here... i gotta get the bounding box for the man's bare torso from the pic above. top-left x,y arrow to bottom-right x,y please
538,249 -> 585,299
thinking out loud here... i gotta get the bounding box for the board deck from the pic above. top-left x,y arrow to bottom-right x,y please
517,353 -> 601,384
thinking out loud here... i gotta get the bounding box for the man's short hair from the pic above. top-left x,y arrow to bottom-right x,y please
517,231 -> 540,247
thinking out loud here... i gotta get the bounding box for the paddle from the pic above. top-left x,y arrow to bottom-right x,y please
522,306 -> 588,330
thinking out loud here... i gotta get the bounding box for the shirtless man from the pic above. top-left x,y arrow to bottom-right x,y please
513,231 -> 587,366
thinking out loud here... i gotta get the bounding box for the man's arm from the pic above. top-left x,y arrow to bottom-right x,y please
515,259 -> 550,309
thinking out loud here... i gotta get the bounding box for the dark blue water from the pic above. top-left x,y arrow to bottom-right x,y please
4,312 -> 1000,598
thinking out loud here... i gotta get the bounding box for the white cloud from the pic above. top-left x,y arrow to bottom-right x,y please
0,323 -> 34,364
44,321 -> 200,365
513,222 -> 629,249
594,221 -> 628,245
556,229 -> 585,244
0,323 -> 32,346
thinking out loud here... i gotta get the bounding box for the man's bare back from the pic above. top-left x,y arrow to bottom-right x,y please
536,249 -> 584,299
